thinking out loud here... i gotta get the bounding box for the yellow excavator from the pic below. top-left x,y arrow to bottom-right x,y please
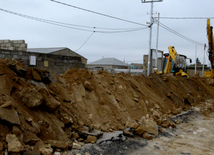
157,46 -> 191,77
204,19 -> 214,77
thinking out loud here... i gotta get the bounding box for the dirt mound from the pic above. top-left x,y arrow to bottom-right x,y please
0,58 -> 214,154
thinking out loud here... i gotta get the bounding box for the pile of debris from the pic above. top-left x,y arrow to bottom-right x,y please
0,58 -> 214,155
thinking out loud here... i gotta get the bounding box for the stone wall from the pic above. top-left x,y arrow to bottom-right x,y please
0,40 -> 27,51
51,48 -> 87,65
0,49 -> 85,75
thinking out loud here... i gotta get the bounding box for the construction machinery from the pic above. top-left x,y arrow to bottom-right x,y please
204,19 -> 214,77
156,46 -> 191,77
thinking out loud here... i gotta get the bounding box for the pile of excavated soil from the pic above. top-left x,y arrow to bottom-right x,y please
0,58 -> 214,154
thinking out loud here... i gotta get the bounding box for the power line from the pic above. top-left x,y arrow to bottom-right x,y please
155,17 -> 214,19
158,21 -> 204,46
0,8 -> 145,32
0,8 -> 149,33
50,0 -> 148,27
75,31 -> 95,52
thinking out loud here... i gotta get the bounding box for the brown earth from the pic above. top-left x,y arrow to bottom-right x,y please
0,58 -> 214,154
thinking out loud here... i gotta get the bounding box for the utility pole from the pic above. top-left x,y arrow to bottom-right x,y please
202,44 -> 206,76
141,0 -> 163,76
155,13 -> 160,68
195,45 -> 197,75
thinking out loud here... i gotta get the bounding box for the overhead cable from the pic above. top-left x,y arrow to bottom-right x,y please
75,31 -> 95,52
50,0 -> 148,27
158,21 -> 204,46
0,8 -> 148,33
155,17 -> 214,19
0,8 -> 143,31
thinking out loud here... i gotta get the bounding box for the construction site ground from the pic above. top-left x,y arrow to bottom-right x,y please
0,58 -> 214,155
70,109 -> 214,155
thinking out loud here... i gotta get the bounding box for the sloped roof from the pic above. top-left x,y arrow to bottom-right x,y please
89,58 -> 127,66
28,47 -> 67,53
27,47 -> 87,60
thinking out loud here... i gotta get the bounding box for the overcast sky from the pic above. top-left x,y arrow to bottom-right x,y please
1,0 -> 214,65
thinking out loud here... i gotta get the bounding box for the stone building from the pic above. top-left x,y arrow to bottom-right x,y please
28,47 -> 87,65
87,58 -> 128,70
0,40 -> 87,75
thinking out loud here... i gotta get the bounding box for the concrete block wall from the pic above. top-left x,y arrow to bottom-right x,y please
51,49 -> 87,65
0,40 -> 27,51
0,49 -> 85,75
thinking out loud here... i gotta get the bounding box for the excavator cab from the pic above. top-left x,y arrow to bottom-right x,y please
162,54 -> 188,75
160,46 -> 190,77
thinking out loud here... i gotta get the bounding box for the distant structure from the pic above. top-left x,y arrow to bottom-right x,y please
0,40 -> 87,74
87,57 -> 128,70
28,47 -> 87,65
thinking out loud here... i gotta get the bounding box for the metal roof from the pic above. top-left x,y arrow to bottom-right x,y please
27,47 -> 67,53
89,58 -> 128,66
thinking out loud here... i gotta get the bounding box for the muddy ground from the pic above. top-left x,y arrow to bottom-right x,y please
70,109 -> 214,155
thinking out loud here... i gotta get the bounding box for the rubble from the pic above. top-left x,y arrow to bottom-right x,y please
0,58 -> 214,154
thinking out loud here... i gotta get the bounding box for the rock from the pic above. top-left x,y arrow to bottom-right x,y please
123,129 -> 134,137
45,140 -> 72,150
139,116 -> 146,125
0,107 -> 20,125
153,110 -> 161,120
171,107 -> 178,115
170,123 -> 176,128
19,88 -> 43,108
133,98 -> 139,102
154,104 -> 160,109
0,100 -> 13,108
158,128 -> 163,133
77,128 -> 103,139
174,119 -> 180,124
84,81 -> 94,91
85,152 -> 91,155
127,120 -> 139,129
72,142 -> 81,150
72,132 -> 79,139
32,69 -> 42,81
143,133 -> 153,140
161,117 -> 170,128
37,87 -> 61,111
0,75 -> 13,96
134,125 -> 147,136
144,119 -> 158,136
40,146 -> 53,155
34,141 -> 53,155
86,135 -> 97,144
54,152 -> 61,155
155,118 -> 162,125
23,151 -> 41,155
12,126 -> 22,141
60,114 -> 73,125
0,142 -> 3,152
6,134 -> 24,153
23,131 -> 41,145
61,152 -> 69,155
146,114 -> 150,119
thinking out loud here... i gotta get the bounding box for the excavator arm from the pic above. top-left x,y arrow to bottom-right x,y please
204,19 -> 214,77
164,46 -> 177,73
207,19 -> 214,69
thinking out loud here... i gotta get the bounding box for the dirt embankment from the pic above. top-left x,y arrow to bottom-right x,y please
0,58 -> 214,154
